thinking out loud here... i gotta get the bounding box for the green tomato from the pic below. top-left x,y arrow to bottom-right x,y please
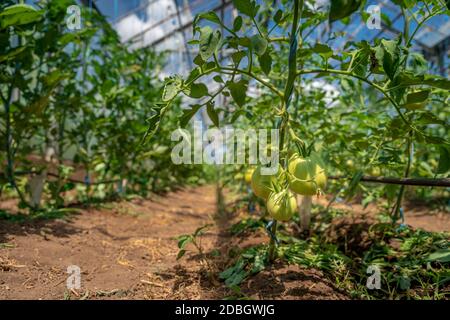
369,166 -> 381,177
310,153 -> 327,190
346,159 -> 354,169
251,165 -> 279,199
288,153 -> 327,195
267,190 -> 297,221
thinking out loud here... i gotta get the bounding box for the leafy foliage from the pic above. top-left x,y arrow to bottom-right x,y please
0,0 -> 209,211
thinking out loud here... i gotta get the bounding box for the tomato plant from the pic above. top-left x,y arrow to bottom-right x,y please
0,0 -> 209,210
156,0 -> 449,261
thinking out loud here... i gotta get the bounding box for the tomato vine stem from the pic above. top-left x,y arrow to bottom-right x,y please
268,0 -> 303,263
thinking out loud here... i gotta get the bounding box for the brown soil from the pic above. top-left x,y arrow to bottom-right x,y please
312,196 -> 450,257
240,263 -> 348,300
0,186 -> 448,300
314,196 -> 450,233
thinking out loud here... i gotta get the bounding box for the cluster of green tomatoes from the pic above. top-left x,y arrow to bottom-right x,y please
244,153 -> 327,222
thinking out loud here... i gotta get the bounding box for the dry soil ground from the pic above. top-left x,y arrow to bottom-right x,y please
0,185 -> 448,300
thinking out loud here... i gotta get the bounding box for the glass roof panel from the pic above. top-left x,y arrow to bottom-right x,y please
89,0 -> 449,77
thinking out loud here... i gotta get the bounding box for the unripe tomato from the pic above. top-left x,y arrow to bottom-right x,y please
244,168 -> 255,184
251,165 -> 279,199
288,154 -> 326,195
267,190 -> 297,221
369,166 -> 381,177
346,159 -> 355,170
310,153 -> 327,190
315,167 -> 327,190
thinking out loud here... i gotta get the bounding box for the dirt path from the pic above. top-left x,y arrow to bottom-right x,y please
0,186 -> 221,299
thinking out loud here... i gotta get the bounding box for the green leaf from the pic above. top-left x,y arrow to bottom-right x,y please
213,75 -> 224,83
329,0 -> 362,22
409,52 -> 428,75
233,16 -> 243,32
273,9 -> 283,24
312,43 -> 333,60
238,37 -> 251,47
375,39 -> 401,80
380,13 -> 392,27
195,11 -> 220,26
27,94 -> 50,114
177,235 -> 192,249
0,4 -> 43,30
188,39 -> 199,45
259,50 -> 272,75
230,109 -> 245,123
180,105 -> 201,127
232,0 -> 258,18
176,249 -> 186,260
184,82 -> 208,99
437,146 -> 450,174
403,90 -> 429,110
349,47 -> 370,76
43,70 -> 68,88
206,102 -> 219,127
396,72 -> 450,90
250,34 -> 268,56
144,105 -> 165,138
426,249 -> 450,263
193,54 -> 205,66
398,276 -> 411,290
162,76 -> 183,102
0,46 -> 26,63
193,224 -> 211,237
416,111 -> 447,126
193,11 -> 222,35
227,80 -> 248,107
424,135 -> 448,145
232,51 -> 247,65
199,26 -> 221,61
185,67 -> 202,83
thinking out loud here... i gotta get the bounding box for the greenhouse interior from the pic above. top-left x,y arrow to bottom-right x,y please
0,0 -> 449,303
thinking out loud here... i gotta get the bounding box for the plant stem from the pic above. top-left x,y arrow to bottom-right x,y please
267,220 -> 278,261
268,0 -> 302,263
219,66 -> 284,98
392,131 -> 413,222
252,17 -> 264,38
2,46 -> 29,208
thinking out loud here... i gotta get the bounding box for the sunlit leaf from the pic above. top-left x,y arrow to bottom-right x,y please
162,76 -> 183,102
0,4 -> 43,29
232,0 -> 258,18
199,26 -> 221,61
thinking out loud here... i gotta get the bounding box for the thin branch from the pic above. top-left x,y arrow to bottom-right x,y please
219,66 -> 284,98
252,17 -> 265,38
